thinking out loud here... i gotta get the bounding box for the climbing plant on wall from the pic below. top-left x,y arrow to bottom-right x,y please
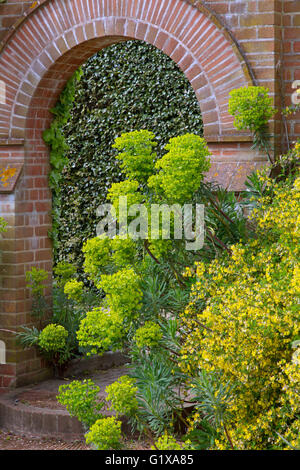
54,40 -> 203,274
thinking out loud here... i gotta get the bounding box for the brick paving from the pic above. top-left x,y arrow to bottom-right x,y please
0,366 -> 129,440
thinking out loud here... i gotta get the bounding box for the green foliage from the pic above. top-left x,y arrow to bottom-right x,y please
18,266 -> 83,368
228,86 -> 276,163
188,371 -> 235,449
131,354 -> 182,436
134,321 -> 162,349
0,217 -> 7,235
148,134 -> 211,203
51,284 -> 90,352
53,261 -> 77,287
38,324 -> 68,353
57,379 -> 104,428
105,375 -> 138,416
53,40 -> 202,272
85,416 -> 122,450
24,267 -> 49,324
43,69 -> 82,253
16,326 -> 40,348
25,267 -> 48,297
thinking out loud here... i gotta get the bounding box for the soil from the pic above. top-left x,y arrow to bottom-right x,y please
0,429 -> 152,451
0,429 -> 90,450
16,390 -> 66,410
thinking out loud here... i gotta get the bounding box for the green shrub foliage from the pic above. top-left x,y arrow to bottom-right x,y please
85,416 -> 123,450
57,379 -> 104,429
56,40 -> 203,272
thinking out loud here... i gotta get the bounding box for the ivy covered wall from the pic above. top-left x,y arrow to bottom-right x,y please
55,40 -> 203,272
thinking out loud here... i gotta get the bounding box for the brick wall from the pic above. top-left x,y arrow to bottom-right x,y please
0,1 -> 33,42
282,0 -> 300,144
200,0 -> 299,147
0,1 -> 298,143
0,0 -> 299,389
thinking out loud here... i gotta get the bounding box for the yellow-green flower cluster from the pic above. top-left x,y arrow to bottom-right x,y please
228,86 -> 276,132
38,324 -> 68,352
112,129 -> 157,183
53,261 -> 77,287
85,416 -> 122,450
99,267 -> 142,320
82,236 -> 111,284
82,235 -> 136,284
107,179 -> 143,221
64,279 -> 83,302
134,321 -> 163,349
57,379 -> 103,428
148,134 -> 210,203
80,238 -> 142,355
152,432 -> 192,450
77,307 -> 124,355
105,375 -> 138,416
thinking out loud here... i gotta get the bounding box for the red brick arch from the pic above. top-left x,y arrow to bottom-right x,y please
0,0 -> 267,389
0,0 -> 253,141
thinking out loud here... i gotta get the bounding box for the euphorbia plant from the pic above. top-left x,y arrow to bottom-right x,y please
228,86 -> 276,163
63,129 -> 253,442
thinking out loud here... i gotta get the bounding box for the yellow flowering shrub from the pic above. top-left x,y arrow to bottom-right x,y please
180,170 -> 300,449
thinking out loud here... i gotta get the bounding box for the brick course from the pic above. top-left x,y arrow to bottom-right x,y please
0,0 -> 299,388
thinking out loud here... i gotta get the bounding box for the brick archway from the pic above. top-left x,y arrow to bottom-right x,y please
0,0 -> 255,140
0,0 -> 270,388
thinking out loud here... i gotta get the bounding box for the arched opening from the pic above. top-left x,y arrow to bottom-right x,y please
55,39 -> 203,271
0,0 -> 264,387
